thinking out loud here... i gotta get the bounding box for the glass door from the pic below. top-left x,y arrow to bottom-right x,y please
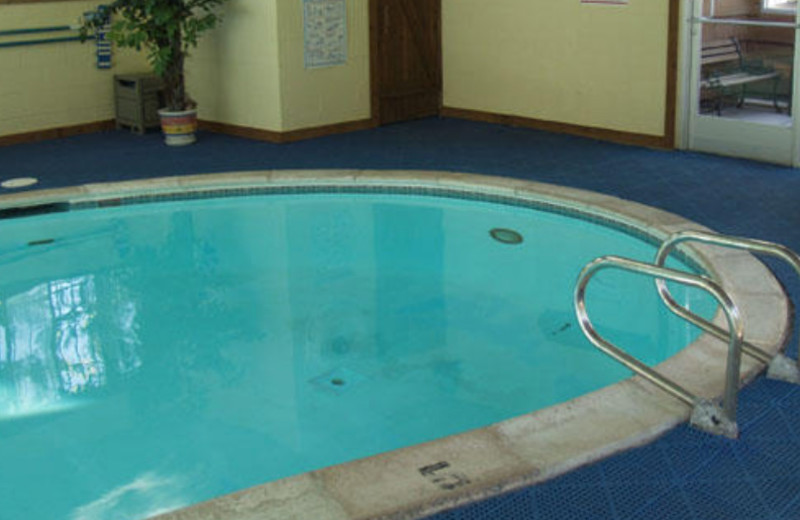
687,0 -> 798,165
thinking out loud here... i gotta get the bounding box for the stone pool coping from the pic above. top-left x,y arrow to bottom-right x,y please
1,170 -> 790,520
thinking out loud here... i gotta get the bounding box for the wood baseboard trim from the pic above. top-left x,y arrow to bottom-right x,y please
198,120 -> 282,143
0,113 -> 668,150
199,118 -> 375,144
441,107 -> 672,149
281,118 -> 375,142
0,120 -> 116,147
0,117 -> 375,148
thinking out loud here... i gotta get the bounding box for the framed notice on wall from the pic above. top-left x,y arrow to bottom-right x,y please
303,0 -> 348,69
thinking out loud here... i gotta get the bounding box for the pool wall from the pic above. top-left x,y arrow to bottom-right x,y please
0,170 -> 790,520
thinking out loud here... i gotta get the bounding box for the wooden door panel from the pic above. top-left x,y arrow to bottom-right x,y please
372,0 -> 442,124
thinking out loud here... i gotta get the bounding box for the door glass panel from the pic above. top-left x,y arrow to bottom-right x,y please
697,0 -> 795,128
763,1 -> 797,15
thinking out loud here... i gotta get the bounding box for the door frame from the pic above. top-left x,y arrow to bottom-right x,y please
664,0 -> 682,149
369,0 -> 381,126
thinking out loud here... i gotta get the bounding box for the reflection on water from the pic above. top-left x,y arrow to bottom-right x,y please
71,472 -> 189,520
0,274 -> 142,418
50,276 -> 106,393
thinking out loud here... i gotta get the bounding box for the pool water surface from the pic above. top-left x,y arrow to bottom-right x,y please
0,190 -> 721,519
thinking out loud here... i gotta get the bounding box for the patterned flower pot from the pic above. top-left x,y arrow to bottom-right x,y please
157,108 -> 198,146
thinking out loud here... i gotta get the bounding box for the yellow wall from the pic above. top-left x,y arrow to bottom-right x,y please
3,0 -> 675,140
442,0 -> 670,137
0,1 -> 148,137
187,0 -> 370,133
275,0 -> 370,132
188,0 -> 283,131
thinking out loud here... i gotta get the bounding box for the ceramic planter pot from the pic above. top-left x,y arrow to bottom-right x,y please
157,108 -> 198,146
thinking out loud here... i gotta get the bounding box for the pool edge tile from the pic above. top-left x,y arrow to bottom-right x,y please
150,473 -> 350,520
317,428 -> 539,520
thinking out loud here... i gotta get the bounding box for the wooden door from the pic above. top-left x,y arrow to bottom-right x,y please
370,0 -> 442,125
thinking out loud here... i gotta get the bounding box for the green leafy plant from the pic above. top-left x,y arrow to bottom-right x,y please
83,0 -> 229,111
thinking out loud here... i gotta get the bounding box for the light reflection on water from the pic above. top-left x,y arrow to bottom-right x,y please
0,274 -> 142,419
70,472 -> 190,520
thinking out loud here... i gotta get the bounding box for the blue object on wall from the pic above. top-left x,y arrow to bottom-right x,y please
85,5 -> 113,69
0,26 -> 72,37
0,25 -> 91,49
0,36 -> 92,49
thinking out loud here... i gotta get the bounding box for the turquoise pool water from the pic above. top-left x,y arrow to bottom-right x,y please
0,192 -> 716,520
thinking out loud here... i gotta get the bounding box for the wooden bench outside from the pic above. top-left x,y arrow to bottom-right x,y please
700,37 -> 781,115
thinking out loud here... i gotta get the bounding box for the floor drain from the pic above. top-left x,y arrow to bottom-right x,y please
1,177 -> 39,189
490,228 -> 523,245
331,378 -> 346,387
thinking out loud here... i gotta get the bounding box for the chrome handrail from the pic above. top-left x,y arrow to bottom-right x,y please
655,230 -> 800,384
574,256 -> 744,438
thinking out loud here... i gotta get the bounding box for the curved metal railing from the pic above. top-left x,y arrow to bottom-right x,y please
655,230 -> 800,383
574,255 -> 744,438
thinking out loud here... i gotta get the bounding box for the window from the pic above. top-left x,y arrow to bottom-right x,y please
763,0 -> 798,14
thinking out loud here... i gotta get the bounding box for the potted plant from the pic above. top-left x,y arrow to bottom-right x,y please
83,0 -> 230,145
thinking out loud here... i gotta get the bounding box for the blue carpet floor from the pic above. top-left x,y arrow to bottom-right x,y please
1,118 -> 799,519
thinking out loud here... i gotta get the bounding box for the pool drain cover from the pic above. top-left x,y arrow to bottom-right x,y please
490,228 -> 523,245
309,367 -> 366,394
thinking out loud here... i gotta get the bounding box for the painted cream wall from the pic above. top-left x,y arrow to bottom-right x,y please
187,0 -> 368,133
3,0 -> 674,140
1,0 -> 364,137
187,0 -> 283,131
442,0 -> 670,137
275,0 -> 370,132
0,1 -> 148,137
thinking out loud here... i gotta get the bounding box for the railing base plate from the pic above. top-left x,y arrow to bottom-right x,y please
766,354 -> 800,384
690,399 -> 739,438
